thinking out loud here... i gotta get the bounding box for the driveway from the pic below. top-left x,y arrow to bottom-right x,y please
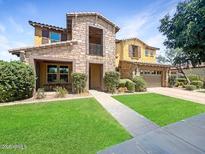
98,113 -> 205,154
148,87 -> 205,104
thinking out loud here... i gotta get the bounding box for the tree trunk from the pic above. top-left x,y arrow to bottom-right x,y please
176,66 -> 190,84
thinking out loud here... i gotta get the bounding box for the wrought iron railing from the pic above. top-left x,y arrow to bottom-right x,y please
89,43 -> 103,56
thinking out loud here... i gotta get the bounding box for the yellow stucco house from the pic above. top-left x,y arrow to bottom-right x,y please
116,38 -> 170,87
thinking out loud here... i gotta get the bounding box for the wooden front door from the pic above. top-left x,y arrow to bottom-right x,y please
89,64 -> 103,90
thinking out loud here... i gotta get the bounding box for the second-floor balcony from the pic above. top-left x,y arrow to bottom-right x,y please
89,43 -> 103,56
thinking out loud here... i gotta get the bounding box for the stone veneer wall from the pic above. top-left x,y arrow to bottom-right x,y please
24,15 -> 116,90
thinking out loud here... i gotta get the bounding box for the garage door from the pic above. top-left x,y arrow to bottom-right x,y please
141,71 -> 162,87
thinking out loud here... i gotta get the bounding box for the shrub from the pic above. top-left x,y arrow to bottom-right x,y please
176,77 -> 187,84
175,81 -> 185,87
104,71 -> 120,93
125,80 -> 135,93
132,76 -> 147,92
0,61 -> 35,103
168,76 -> 176,87
188,75 -> 202,82
191,81 -> 203,89
54,87 -> 68,98
36,88 -> 46,99
118,87 -> 127,93
71,73 -> 87,94
118,79 -> 132,88
185,85 -> 196,91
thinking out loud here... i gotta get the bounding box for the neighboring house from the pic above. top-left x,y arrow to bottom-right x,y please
9,12 -> 118,91
9,12 -> 170,91
116,38 -> 170,87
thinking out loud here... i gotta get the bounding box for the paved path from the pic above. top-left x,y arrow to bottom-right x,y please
89,90 -> 159,137
98,113 -> 205,154
148,87 -> 205,104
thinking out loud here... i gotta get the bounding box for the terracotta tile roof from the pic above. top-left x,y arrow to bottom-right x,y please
9,40 -> 78,54
116,37 -> 160,50
29,21 -> 65,31
67,12 -> 120,32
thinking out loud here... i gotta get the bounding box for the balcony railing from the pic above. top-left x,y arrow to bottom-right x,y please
89,43 -> 103,56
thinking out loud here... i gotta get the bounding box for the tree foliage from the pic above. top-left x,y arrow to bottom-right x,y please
159,0 -> 205,67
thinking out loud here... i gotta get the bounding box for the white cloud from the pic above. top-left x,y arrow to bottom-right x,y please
116,0 -> 180,55
8,17 -> 24,33
0,34 -> 29,61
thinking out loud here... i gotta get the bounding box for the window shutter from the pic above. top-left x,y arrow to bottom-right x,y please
138,46 -> 141,59
129,45 -> 133,58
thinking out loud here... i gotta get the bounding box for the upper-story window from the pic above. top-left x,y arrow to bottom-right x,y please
150,51 -> 154,57
89,26 -> 103,56
129,45 -> 141,59
145,50 -> 149,57
50,32 -> 61,43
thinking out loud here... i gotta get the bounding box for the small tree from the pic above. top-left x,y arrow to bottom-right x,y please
71,73 -> 87,94
104,71 -> 120,93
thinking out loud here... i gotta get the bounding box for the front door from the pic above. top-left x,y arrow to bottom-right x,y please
89,64 -> 103,90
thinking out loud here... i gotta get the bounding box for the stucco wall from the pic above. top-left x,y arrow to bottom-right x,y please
116,39 -> 156,67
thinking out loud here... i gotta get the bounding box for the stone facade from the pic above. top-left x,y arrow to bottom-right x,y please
119,60 -> 170,87
19,14 -> 117,90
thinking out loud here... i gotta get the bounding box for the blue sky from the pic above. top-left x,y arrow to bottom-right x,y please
0,0 -> 181,61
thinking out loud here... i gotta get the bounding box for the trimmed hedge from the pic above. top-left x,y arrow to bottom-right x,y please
191,80 -> 203,89
71,73 -> 87,94
132,76 -> 147,92
104,71 -> 120,93
0,61 -> 35,102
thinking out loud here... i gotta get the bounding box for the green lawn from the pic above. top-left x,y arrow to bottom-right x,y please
0,98 -> 131,154
113,93 -> 205,126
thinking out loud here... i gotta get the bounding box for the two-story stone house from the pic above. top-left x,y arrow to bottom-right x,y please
9,12 -> 170,91
9,12 -> 119,91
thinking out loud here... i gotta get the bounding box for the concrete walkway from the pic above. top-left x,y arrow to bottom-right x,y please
148,87 -> 205,104
89,90 -> 159,137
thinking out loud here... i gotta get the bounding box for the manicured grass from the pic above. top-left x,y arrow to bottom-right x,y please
113,93 -> 205,126
0,98 -> 131,154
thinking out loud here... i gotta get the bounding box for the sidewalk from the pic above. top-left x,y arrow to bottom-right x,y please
89,90 -> 159,137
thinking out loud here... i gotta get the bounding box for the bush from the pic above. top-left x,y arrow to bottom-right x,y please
104,71 -> 120,93
188,75 -> 202,82
175,81 -> 185,87
0,61 -> 35,103
125,80 -> 135,93
118,87 -> 127,93
176,77 -> 187,84
132,76 -> 147,92
191,80 -> 203,89
54,87 -> 67,98
168,76 -> 176,87
71,73 -> 87,94
185,85 -> 196,91
118,79 -> 131,88
36,88 -> 46,99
